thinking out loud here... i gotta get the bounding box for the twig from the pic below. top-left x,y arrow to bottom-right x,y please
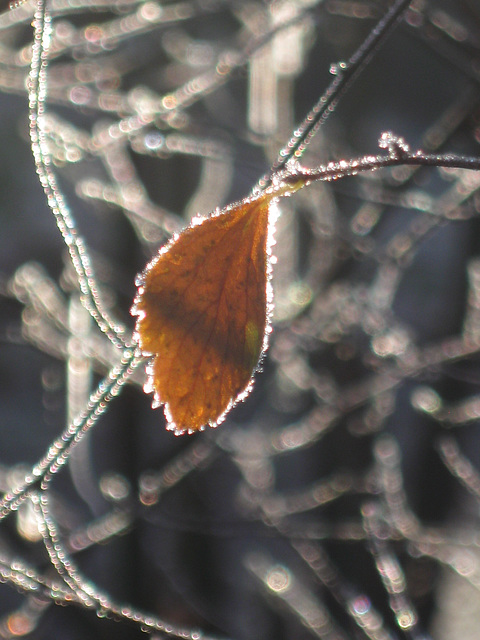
261,0 -> 414,187
29,0 -> 127,349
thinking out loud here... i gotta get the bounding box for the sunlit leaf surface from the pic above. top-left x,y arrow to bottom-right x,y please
133,181 -> 304,434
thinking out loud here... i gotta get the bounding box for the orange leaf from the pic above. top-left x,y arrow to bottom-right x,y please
132,176 -> 307,435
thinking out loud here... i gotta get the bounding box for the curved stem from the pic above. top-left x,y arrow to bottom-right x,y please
29,0 -> 126,349
34,488 -> 220,639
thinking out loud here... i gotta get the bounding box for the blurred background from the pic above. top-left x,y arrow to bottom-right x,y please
1,0 -> 480,638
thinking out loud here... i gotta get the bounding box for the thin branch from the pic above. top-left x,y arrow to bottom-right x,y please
35,489 -> 221,640
29,0 -> 127,349
0,348 -> 142,519
284,132 -> 480,187
261,0 -> 413,187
